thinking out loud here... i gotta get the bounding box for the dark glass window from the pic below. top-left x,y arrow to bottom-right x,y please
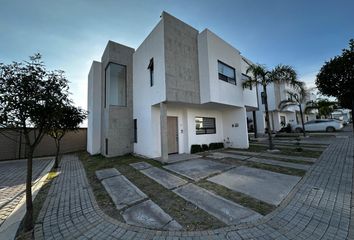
218,60 -> 236,85
195,117 -> 216,135
105,63 -> 126,106
261,92 -> 266,104
148,58 -> 154,87
242,73 -> 252,90
133,119 -> 137,143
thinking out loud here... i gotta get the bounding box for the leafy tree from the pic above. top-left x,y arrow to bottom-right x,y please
278,87 -> 308,136
243,64 -> 302,150
316,39 -> 354,125
0,54 -> 71,230
304,98 -> 337,119
48,103 -> 86,169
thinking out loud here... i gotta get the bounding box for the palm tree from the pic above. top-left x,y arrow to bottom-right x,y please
243,64 -> 302,150
278,88 -> 308,137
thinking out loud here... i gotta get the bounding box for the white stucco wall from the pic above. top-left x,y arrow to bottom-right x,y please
87,61 -> 102,155
133,19 -> 166,158
198,29 -> 256,107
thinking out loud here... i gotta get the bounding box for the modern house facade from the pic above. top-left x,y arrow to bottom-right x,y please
248,83 -> 316,134
87,12 -> 258,161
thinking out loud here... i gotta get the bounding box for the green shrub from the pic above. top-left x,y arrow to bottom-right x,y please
209,142 -> 224,150
190,144 -> 203,153
202,144 -> 209,151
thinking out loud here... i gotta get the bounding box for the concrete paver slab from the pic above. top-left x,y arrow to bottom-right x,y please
173,183 -> 262,225
101,175 -> 147,209
227,150 -> 317,162
208,166 -> 301,206
129,162 -> 152,170
163,158 -> 232,181
140,167 -> 187,189
122,200 -> 182,230
247,157 -> 311,170
209,152 -> 251,160
156,153 -> 201,164
95,168 -> 121,181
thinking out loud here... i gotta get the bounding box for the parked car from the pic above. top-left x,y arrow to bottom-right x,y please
293,119 -> 344,132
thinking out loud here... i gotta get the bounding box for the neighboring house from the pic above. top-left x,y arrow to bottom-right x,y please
248,82 -> 298,134
87,12 -> 258,161
247,81 -> 318,134
331,109 -> 352,123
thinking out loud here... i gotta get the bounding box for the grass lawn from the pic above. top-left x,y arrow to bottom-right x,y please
243,144 -> 323,158
197,181 -> 275,216
16,171 -> 59,240
79,152 -> 226,230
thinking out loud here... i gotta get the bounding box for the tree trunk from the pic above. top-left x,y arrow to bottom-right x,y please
54,139 -> 60,169
351,95 -> 354,134
263,85 -> 274,150
24,147 -> 34,231
299,104 -> 306,137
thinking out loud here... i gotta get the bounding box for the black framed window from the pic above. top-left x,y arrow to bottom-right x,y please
148,58 -> 154,87
195,117 -> 216,135
133,119 -> 137,143
218,60 -> 236,85
242,73 -> 252,90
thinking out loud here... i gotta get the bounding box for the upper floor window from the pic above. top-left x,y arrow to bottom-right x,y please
242,73 -> 252,90
218,60 -> 236,85
105,62 -> 126,107
148,58 -> 154,87
195,117 -> 216,135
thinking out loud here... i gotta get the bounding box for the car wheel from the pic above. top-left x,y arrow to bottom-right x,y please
295,128 -> 303,133
326,126 -> 335,132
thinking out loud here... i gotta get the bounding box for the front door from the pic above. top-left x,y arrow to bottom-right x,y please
167,116 -> 178,154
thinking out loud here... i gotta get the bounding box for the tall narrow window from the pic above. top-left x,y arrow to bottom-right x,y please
242,73 -> 252,90
218,60 -> 236,85
148,58 -> 154,87
133,119 -> 137,143
105,63 -> 126,106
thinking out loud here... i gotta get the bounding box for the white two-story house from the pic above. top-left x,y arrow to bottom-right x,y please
248,82 -> 317,134
87,12 -> 258,161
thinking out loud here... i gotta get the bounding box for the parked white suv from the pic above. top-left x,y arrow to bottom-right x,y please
293,119 -> 344,132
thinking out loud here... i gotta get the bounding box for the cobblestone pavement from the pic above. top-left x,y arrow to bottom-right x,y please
0,158 -> 52,229
35,136 -> 353,239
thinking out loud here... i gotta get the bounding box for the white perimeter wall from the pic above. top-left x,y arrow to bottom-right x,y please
87,61 -> 102,155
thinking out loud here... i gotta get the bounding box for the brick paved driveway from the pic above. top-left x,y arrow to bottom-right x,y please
35,135 -> 353,239
0,158 -> 52,229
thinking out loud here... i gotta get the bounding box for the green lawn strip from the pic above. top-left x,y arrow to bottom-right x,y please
79,152 -> 225,231
253,155 -> 314,165
219,158 -> 306,177
16,170 -> 59,240
196,181 -> 275,216
238,145 -> 322,158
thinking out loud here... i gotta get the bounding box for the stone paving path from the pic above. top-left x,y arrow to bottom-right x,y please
208,166 -> 301,206
35,136 -> 353,239
0,158 -> 52,229
174,183 -> 262,225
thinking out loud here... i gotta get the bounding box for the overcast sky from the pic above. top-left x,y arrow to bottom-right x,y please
1,0 -> 353,111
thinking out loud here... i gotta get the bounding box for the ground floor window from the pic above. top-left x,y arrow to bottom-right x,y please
195,117 -> 216,135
